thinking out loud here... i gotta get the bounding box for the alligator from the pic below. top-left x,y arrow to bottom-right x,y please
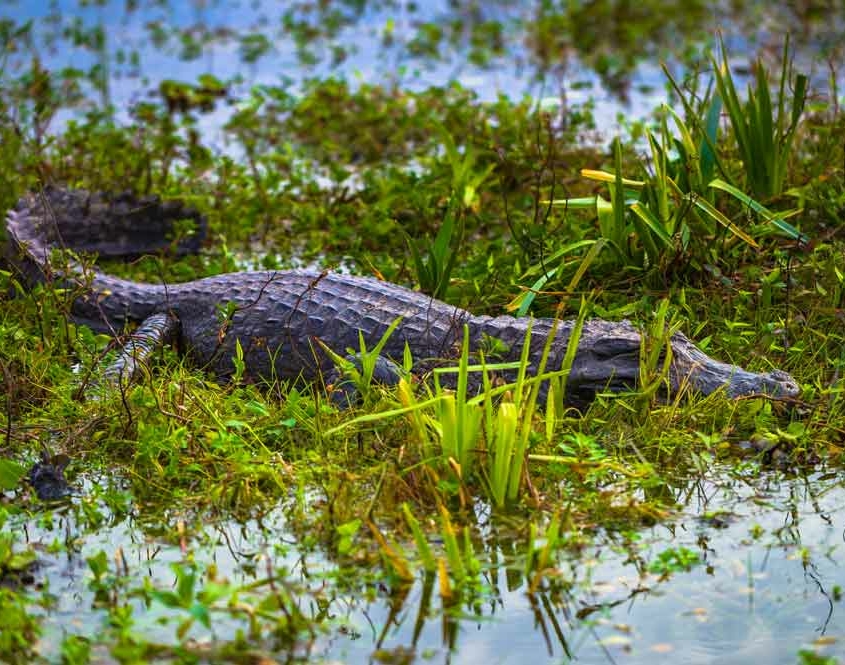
5,186 -> 800,407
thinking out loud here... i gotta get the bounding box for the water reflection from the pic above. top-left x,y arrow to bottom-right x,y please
15,463 -> 843,663
1,1 -> 843,141
320,466 -> 844,664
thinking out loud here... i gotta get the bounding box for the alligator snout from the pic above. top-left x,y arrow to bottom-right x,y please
756,369 -> 800,398
721,367 -> 800,399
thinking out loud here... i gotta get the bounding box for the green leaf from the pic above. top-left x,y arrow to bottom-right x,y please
336,519 -> 362,537
580,169 -> 644,187
189,602 -> 211,629
245,400 -> 269,417
151,590 -> 183,608
689,194 -> 759,248
86,550 -> 109,578
665,105 -> 701,185
198,581 -> 232,605
0,458 -> 27,491
700,94 -> 722,183
611,139 -> 628,251
630,202 -> 673,248
708,179 -> 808,242
7,549 -> 36,571
175,565 -> 197,603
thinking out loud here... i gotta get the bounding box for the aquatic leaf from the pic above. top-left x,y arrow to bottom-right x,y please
176,617 -> 194,640
151,590 -> 182,608
437,558 -> 452,601
189,602 -> 211,629
368,521 -> 414,583
438,505 -> 466,583
198,581 -> 232,605
402,504 -> 435,571
86,550 -> 109,580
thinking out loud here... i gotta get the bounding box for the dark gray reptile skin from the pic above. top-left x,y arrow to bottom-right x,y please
5,187 -> 800,406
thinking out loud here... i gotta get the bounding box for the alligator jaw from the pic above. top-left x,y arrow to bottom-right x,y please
669,332 -> 799,400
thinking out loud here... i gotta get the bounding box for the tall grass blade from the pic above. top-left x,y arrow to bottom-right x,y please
506,317 -> 560,503
712,33 -> 806,199
646,123 -> 669,222
402,503 -> 436,572
630,202 -> 673,249
689,194 -> 759,247
368,521 -> 415,583
611,138 -> 629,253
708,178 -> 807,242
661,63 -> 729,184
397,378 -> 433,455
489,401 -> 518,508
556,296 -> 588,417
665,105 -> 703,190
701,92 -> 722,184
438,504 -> 466,583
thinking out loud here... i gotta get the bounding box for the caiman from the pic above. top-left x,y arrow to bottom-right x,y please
5,186 -> 799,406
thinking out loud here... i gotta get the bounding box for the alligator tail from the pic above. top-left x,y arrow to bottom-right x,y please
5,186 -> 207,331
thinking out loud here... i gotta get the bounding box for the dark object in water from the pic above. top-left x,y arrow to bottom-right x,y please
5,186 -> 799,406
29,452 -> 71,501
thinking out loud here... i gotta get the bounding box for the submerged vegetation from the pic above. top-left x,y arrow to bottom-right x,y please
1,1 -> 845,663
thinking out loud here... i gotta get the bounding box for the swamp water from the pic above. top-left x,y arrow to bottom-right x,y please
15,463 -> 845,663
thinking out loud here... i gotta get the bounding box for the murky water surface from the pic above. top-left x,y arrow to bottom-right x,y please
17,464 -> 845,663
2,1 -> 843,142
